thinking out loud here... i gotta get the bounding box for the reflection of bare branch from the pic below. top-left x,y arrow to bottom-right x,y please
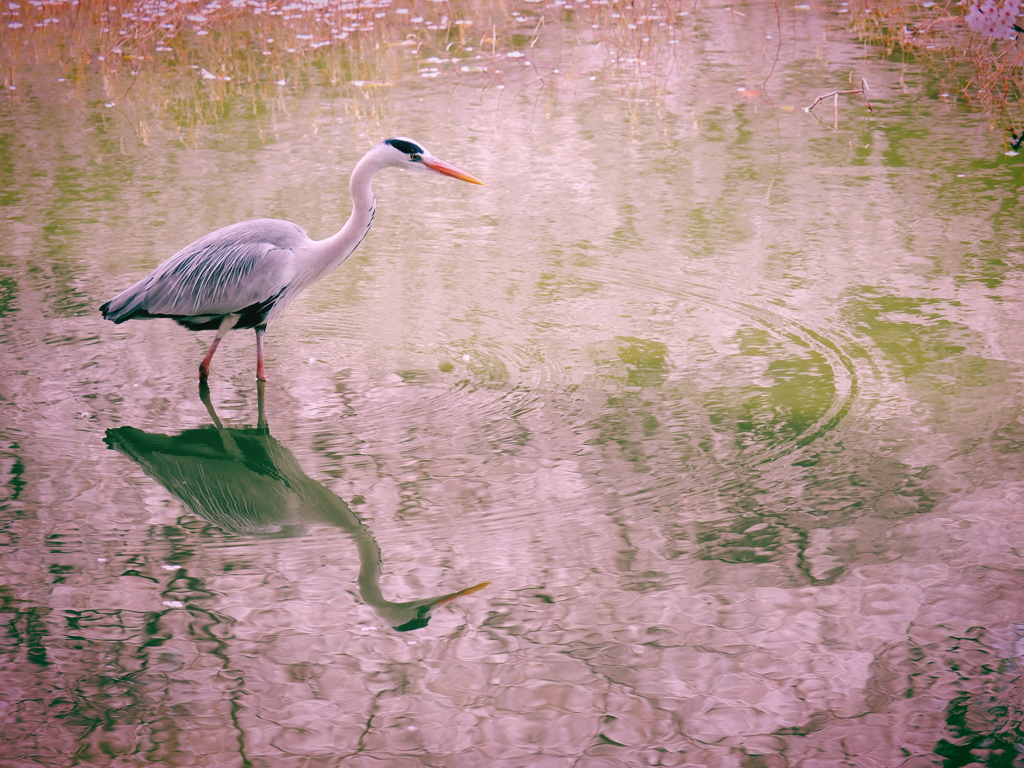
804,79 -> 872,129
104,72 -> 137,107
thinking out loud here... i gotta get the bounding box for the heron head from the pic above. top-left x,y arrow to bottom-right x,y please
385,581 -> 491,632
381,137 -> 484,185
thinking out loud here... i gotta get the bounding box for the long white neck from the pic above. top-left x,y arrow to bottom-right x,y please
300,150 -> 383,285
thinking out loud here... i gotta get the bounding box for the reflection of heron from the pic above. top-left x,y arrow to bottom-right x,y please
100,138 -> 483,382
105,383 -> 488,632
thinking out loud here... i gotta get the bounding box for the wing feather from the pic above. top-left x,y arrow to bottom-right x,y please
101,219 -> 309,322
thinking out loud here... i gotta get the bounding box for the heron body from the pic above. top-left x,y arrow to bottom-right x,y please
100,138 -> 483,381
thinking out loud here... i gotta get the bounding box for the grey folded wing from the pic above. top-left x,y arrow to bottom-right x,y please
101,219 -> 308,322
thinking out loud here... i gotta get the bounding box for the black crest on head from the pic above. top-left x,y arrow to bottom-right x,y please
385,137 -> 425,156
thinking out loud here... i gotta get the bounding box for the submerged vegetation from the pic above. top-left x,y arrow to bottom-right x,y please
1,0 -> 1023,141
0,0 -> 695,134
849,0 -> 1024,144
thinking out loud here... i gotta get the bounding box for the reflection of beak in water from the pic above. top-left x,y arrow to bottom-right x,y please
105,382 -> 488,632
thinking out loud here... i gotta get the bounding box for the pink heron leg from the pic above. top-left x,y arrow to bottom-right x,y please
255,327 -> 268,382
199,315 -> 238,381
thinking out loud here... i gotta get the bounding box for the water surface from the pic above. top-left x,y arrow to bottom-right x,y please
2,4 -> 1024,766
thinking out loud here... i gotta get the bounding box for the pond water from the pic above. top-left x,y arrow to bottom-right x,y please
3,3 -> 1024,767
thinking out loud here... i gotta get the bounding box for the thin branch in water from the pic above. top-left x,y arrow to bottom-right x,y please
804,79 -> 872,128
763,0 -> 783,89
104,72 -> 137,108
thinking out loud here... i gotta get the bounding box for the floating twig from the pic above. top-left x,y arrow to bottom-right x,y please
804,79 -> 872,129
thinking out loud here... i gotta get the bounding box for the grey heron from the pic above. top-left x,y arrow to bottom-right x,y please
100,137 -> 483,382
105,382 -> 490,632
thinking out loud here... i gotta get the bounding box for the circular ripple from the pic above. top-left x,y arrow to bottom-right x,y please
270,258 -> 885,536
569,262 -> 875,469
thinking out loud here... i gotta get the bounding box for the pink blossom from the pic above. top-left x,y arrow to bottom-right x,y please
966,0 -> 1021,39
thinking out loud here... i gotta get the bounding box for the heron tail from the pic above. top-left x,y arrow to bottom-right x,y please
100,283 -> 150,324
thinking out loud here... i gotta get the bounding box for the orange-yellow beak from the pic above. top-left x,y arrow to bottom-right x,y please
431,581 -> 491,608
422,157 -> 485,185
